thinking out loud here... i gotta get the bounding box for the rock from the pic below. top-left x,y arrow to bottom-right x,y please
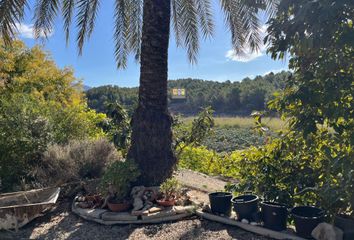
202,204 -> 211,213
101,211 -> 138,221
250,222 -> 258,226
312,223 -> 343,240
74,207 -> 107,219
241,219 -> 249,224
141,208 -> 177,220
149,206 -> 164,213
131,210 -> 149,216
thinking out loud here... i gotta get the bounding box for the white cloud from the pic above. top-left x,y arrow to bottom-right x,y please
225,24 -> 268,63
225,48 -> 264,62
15,23 -> 54,39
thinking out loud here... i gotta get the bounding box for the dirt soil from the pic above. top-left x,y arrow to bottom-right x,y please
0,170 -> 271,240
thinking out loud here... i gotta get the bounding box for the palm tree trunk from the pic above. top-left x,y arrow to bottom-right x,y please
127,0 -> 176,186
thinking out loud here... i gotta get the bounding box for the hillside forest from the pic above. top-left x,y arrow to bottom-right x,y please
86,71 -> 290,116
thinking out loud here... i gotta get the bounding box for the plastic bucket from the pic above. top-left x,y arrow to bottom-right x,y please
261,201 -> 288,231
209,192 -> 233,216
232,194 -> 259,221
291,206 -> 325,238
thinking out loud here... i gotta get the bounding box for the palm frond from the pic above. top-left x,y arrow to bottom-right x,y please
171,0 -> 182,46
114,0 -> 128,68
87,0 -> 100,37
219,0 -> 246,54
238,3 -> 262,52
62,0 -> 75,44
76,0 -> 100,55
34,0 -> 60,39
219,0 -> 278,54
195,0 -> 214,39
114,0 -> 143,68
126,0 -> 143,62
172,0 -> 201,64
264,0 -> 280,18
0,0 -> 27,44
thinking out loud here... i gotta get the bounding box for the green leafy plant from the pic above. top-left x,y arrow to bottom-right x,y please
100,159 -> 140,202
159,177 -> 181,200
173,107 -> 214,157
223,0 -> 354,220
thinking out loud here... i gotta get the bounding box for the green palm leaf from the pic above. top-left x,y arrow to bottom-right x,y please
0,0 -> 27,44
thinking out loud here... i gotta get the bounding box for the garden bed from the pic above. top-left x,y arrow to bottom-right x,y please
72,201 -> 195,225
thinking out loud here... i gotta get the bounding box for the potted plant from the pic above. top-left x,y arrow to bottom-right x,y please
291,206 -> 325,238
156,177 -> 181,207
232,193 -> 259,221
260,201 -> 288,231
209,192 -> 233,216
100,159 -> 140,212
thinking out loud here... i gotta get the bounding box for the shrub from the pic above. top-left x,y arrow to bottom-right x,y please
33,139 -> 120,187
178,145 -> 242,179
159,177 -> 181,200
0,96 -> 53,191
100,159 -> 140,201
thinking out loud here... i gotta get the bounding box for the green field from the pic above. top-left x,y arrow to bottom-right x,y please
183,117 -> 286,130
182,117 -> 285,152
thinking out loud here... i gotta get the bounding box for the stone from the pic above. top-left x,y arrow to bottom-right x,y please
101,211 -> 138,221
149,206 -> 164,213
312,223 -> 344,240
173,205 -> 195,214
241,219 -> 249,224
202,204 -> 211,213
141,208 -> 177,220
74,207 -> 107,219
250,222 -> 258,226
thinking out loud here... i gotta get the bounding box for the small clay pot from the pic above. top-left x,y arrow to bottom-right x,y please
156,198 -> 176,207
107,201 -> 131,212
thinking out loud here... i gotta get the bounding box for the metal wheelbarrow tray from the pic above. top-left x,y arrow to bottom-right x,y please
0,187 -> 60,230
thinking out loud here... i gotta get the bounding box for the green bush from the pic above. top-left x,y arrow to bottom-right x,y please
100,159 -> 140,201
0,41 -> 106,191
0,95 -> 53,191
178,145 -> 241,179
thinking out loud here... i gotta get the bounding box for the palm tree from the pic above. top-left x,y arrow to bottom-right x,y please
0,0 -> 279,185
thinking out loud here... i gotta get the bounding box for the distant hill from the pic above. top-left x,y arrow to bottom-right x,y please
83,85 -> 92,91
86,71 -> 291,116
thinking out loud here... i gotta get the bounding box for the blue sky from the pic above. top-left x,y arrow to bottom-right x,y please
18,1 -> 288,87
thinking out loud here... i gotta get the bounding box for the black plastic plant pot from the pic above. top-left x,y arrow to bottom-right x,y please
334,214 -> 354,240
209,192 -> 233,216
260,202 -> 288,231
291,206 -> 325,239
232,194 -> 259,221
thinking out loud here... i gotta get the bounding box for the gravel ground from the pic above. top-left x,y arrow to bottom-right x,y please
0,200 -> 271,240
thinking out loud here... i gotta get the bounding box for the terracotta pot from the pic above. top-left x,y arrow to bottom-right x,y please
107,201 -> 131,212
156,198 -> 176,207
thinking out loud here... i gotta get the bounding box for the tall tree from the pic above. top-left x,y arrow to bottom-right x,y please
0,0 -> 279,185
